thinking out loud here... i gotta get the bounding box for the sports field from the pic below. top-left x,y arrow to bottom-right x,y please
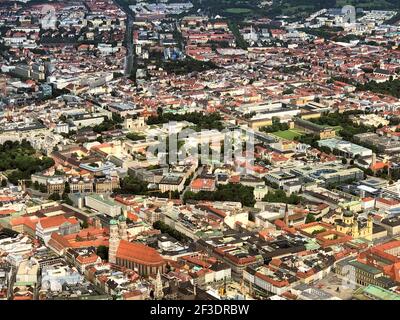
271,129 -> 304,140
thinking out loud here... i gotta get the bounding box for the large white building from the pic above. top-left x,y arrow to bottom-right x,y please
317,138 -> 373,159
85,194 -> 122,217
35,215 -> 80,245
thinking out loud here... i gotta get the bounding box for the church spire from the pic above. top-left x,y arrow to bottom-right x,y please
284,203 -> 289,226
154,270 -> 164,300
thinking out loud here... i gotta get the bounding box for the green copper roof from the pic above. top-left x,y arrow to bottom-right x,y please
343,211 -> 354,217
362,285 -> 400,300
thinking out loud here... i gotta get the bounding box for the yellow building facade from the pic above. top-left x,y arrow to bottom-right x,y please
335,211 -> 373,241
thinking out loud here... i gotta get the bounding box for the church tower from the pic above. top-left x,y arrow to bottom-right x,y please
343,211 -> 354,225
154,270 -> 164,300
351,219 -> 359,238
284,203 -> 289,226
367,215 -> 373,237
118,215 -> 128,241
108,219 -> 120,264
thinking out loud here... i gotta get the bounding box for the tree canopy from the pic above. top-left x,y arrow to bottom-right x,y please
0,140 -> 55,185
184,183 -> 255,207
147,111 -> 223,131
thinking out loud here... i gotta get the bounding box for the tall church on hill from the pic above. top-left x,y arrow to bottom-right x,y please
108,215 -> 166,276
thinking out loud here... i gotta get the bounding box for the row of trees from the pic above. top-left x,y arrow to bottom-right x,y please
307,111 -> 375,145
260,117 -> 289,133
294,133 -> 319,148
262,189 -> 302,205
32,181 -> 48,193
298,26 -> 343,40
48,192 -> 74,205
118,175 -> 149,195
126,132 -> 145,141
158,57 -> 218,75
147,111 -> 224,131
228,21 -> 248,49
356,79 -> 400,99
183,183 -> 256,207
93,113 -> 124,133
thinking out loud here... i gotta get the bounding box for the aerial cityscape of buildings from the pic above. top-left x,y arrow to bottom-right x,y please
1,0 -> 400,303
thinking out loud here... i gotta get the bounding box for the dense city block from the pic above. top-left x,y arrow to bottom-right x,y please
1,0 -> 400,302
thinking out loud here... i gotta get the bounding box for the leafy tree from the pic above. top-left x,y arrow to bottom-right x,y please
156,57 -> 218,75
184,183 -> 255,207
260,118 -> 290,133
0,140 -> 54,185
62,192 -> 73,205
312,228 -> 326,235
305,213 -> 316,224
39,184 -> 47,193
147,111 -> 223,131
357,79 -> 400,99
93,116 -> 122,133
112,112 -> 124,124
119,175 -> 148,194
262,189 -> 301,205
96,245 -> 109,261
48,192 -> 61,201
228,21 -> 248,49
64,182 -> 71,193
126,132 -> 145,141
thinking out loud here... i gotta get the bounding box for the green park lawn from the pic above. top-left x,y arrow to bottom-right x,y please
271,129 -> 304,140
224,8 -> 253,14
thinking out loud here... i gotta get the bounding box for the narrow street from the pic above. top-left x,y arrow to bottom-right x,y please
112,1 -> 136,77
180,166 -> 204,201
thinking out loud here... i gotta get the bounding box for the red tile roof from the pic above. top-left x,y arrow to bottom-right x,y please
116,240 -> 165,266
0,209 -> 16,215
48,232 -> 71,251
76,253 -> 100,264
39,215 -> 78,229
376,198 -> 400,206
0,196 -> 16,202
370,162 -> 387,171
362,197 -> 374,202
190,178 -> 215,190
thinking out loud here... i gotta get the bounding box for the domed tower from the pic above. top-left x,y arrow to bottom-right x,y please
334,207 -> 342,220
367,215 -> 373,234
118,214 -> 128,241
351,219 -> 359,238
343,211 -> 354,226
109,219 -> 120,264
